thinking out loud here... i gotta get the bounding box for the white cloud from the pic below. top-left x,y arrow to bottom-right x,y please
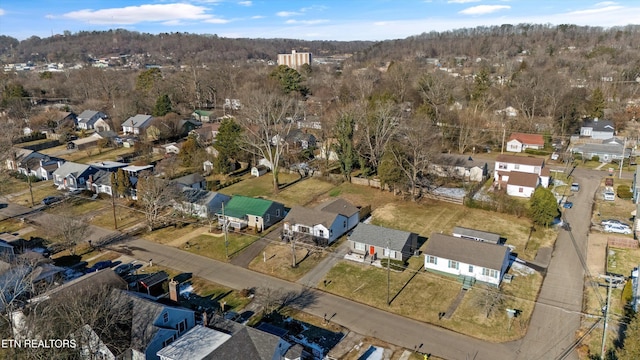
251,15 -> 264,19
276,11 -> 301,17
448,0 -> 481,3
62,3 -> 212,25
0,8 -> 5,16
595,1 -> 618,6
238,1 -> 252,6
204,18 -> 230,24
459,5 -> 510,15
568,5 -> 623,15
285,19 -> 329,25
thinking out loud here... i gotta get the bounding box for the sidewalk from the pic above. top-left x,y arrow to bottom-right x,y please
296,241 -> 349,288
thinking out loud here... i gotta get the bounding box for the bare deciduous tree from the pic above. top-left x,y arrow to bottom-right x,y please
136,172 -> 179,231
238,89 -> 299,193
51,207 -> 91,256
356,98 -> 401,174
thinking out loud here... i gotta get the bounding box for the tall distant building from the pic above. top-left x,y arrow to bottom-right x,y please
277,50 -> 312,69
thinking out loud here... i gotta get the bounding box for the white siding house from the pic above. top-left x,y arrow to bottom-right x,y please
283,198 -> 360,246
505,171 -> 540,198
424,233 -> 511,287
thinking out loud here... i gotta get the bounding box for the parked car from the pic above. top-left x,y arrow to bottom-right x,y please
114,263 -> 135,276
85,260 -> 113,273
551,152 -> 559,161
41,196 -> 61,205
570,183 -> 580,192
603,191 -> 615,201
563,201 -> 573,209
604,224 -> 633,234
601,219 -> 629,227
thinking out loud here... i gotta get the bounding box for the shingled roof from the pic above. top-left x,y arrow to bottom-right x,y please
425,233 -> 510,270
495,154 -> 544,167
349,223 -> 415,252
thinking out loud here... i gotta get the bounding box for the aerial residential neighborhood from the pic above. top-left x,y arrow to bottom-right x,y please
2,6 -> 640,360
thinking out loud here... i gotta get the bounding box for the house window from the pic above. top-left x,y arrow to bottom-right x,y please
448,260 -> 459,270
319,229 -> 325,237
426,255 -> 437,265
482,268 -> 498,278
163,312 -> 169,323
255,216 -> 259,222
266,214 -> 270,223
514,164 -> 520,170
383,248 -> 396,258
354,242 -> 365,251
276,209 -> 281,217
300,226 -> 310,234
177,320 -> 186,334
498,163 -> 507,170
343,220 -> 347,228
162,335 -> 176,348
468,265 -> 474,273
519,187 -> 523,193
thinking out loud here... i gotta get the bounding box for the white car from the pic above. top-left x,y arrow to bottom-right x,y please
604,224 -> 632,234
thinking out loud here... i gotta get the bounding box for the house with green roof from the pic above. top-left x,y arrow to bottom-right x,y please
217,195 -> 285,231
191,109 -> 214,122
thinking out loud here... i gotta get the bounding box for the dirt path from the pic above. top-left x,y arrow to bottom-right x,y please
586,232 -> 608,276
165,226 -> 224,247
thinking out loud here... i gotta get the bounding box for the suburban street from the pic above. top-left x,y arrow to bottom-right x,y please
0,166 -> 610,359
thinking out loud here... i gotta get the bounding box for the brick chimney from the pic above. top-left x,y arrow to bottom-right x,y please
169,279 -> 179,302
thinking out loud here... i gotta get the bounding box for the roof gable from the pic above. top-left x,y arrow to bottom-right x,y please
507,132 -> 544,146
424,233 -> 510,270
349,223 -> 415,251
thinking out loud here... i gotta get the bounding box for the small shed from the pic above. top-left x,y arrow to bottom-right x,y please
251,165 -> 269,177
452,226 -> 502,244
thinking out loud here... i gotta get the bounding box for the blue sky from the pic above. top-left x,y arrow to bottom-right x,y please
1,1 -> 639,41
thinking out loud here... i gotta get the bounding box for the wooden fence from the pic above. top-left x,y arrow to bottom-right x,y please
608,237 -> 638,249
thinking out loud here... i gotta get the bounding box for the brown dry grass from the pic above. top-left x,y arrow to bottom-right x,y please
248,242 -> 328,281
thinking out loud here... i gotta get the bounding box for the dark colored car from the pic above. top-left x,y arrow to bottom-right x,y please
41,196 -> 61,205
114,263 -> 135,276
563,201 -> 573,209
85,260 -> 113,273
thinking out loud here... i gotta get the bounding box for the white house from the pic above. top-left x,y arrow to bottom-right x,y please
506,133 -> 545,153
494,154 -> 549,192
424,233 -> 511,287
505,171 -> 540,198
174,189 -> 230,219
122,114 -> 153,135
283,198 -> 360,246
77,110 -> 108,130
580,118 -> 615,139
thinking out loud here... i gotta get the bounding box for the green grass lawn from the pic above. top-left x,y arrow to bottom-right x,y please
90,205 -> 147,229
59,146 -> 135,164
9,180 -> 60,206
321,261 -> 540,342
142,223 -> 201,244
181,232 -> 259,261
218,172 -> 301,198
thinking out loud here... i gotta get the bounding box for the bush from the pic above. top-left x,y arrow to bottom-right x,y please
380,258 -> 406,271
617,185 -> 633,199
524,149 -> 551,156
591,155 -> 600,162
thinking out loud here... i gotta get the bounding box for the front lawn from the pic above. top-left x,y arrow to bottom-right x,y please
218,172 -> 300,198
249,242 -> 328,282
142,223 -> 201,244
180,232 -> 259,261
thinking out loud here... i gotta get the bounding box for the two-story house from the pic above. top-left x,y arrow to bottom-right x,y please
52,162 -> 100,191
494,154 -> 550,198
122,114 -> 153,135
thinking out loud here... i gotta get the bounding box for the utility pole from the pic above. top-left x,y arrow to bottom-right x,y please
111,189 -> 118,230
27,171 -> 34,207
222,202 -> 229,258
501,124 -> 506,154
619,137 -> 626,179
601,276 -> 612,359
386,240 -> 391,306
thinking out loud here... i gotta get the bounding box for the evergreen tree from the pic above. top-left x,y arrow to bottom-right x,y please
334,113 -> 356,181
112,168 -> 132,197
587,87 -> 606,119
269,65 -> 309,96
213,118 -> 242,174
528,187 -> 559,227
153,94 -> 172,116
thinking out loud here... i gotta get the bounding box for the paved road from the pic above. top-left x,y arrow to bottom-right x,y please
509,169 -> 602,360
0,167 -> 606,360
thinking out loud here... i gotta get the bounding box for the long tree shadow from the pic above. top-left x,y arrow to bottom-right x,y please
389,265 -> 422,306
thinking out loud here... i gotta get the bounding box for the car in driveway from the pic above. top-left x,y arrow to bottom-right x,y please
601,219 -> 629,227
604,224 -> 633,234
570,183 -> 580,192
114,263 -> 135,276
85,260 -> 113,273
41,196 -> 61,205
563,201 -> 573,209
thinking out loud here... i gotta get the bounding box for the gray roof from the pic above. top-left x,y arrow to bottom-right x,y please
452,226 -> 501,244
582,118 -> 614,132
181,189 -> 230,207
77,110 -> 103,124
156,325 -> 231,360
425,233 -> 510,270
572,142 -> 630,157
122,114 -> 153,128
91,170 -> 113,186
284,206 -> 338,228
174,173 -> 206,187
53,161 -> 92,178
31,269 -> 127,302
110,289 -> 165,353
348,223 -> 415,251
315,198 -> 359,217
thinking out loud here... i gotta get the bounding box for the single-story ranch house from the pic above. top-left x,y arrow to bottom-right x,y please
348,223 -> 418,262
424,233 -> 511,287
